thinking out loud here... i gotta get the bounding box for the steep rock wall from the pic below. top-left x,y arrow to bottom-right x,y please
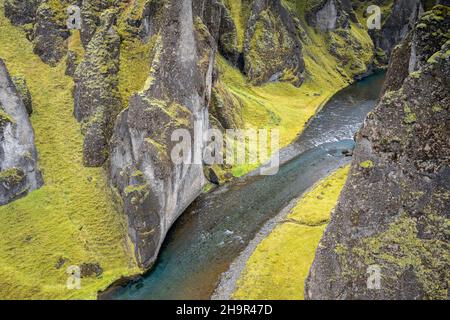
243,0 -> 304,86
306,6 -> 450,300
0,59 -> 42,205
109,0 -> 215,269
73,10 -> 121,167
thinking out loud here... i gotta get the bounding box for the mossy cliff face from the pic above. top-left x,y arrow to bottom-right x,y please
5,0 -> 79,66
306,6 -> 450,300
0,59 -> 43,205
243,0 -> 305,86
306,0 -> 357,31
73,10 -> 121,167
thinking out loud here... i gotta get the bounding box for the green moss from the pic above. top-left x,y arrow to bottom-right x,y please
404,105 -> 417,124
359,160 -> 374,169
0,2 -> 138,300
289,166 -> 350,226
124,184 -> 148,196
38,0 -> 68,24
410,71 -> 421,79
0,167 -> 24,184
223,0 -> 252,51
131,170 -> 143,178
118,35 -> 156,107
432,104 -> 444,113
349,215 -> 449,299
0,107 -> 14,126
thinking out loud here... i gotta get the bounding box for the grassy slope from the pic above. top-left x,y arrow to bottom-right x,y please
221,1 -> 374,176
232,166 -> 350,300
0,3 -> 137,299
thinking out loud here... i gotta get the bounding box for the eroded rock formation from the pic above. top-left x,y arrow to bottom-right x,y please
243,0 -> 304,86
0,60 -> 42,205
306,5 -> 450,300
109,0 -> 215,268
73,10 -> 121,167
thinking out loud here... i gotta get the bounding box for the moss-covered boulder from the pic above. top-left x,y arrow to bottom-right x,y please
0,59 -> 43,205
74,10 -> 121,167
306,7 -> 450,300
32,0 -> 73,66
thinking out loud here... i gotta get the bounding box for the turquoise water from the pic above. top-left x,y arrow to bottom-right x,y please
105,72 -> 386,300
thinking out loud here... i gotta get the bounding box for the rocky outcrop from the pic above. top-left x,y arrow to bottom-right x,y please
306,6 -> 450,300
109,0 -> 215,269
306,0 -> 357,32
0,60 -> 42,205
243,0 -> 304,86
381,4 -> 450,94
73,10 -> 121,167
4,0 -> 41,25
195,0 -> 241,67
32,0 -> 74,66
209,80 -> 243,130
4,0 -> 74,66
306,0 -> 356,31
79,0 -> 124,47
119,0 -> 164,41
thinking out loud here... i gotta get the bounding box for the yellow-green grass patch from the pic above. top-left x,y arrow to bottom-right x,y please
232,165 -> 350,300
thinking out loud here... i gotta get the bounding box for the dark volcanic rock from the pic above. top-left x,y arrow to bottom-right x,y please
79,0 -> 121,47
195,0 -> 240,67
80,262 -> 103,278
0,60 -> 43,205
74,10 -> 121,167
306,6 -> 450,300
4,0 -> 41,25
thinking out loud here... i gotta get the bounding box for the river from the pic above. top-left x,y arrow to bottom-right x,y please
104,71 -> 386,300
